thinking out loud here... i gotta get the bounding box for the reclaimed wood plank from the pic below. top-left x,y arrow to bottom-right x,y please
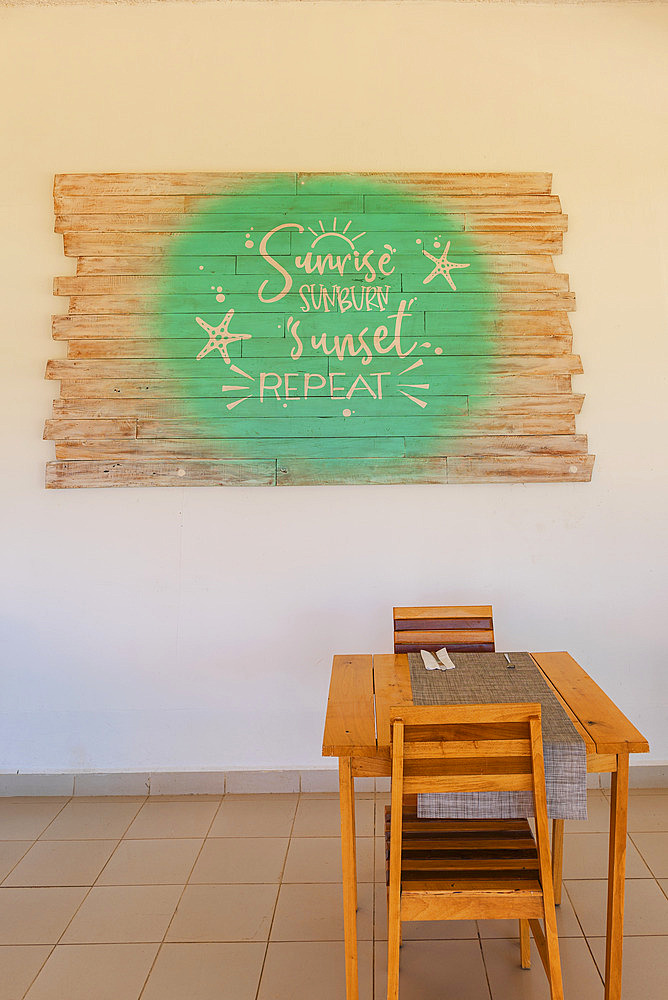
52,312 -> 285,340
75,252 -> 558,276
45,459 -> 277,488
54,172 -> 298,197
56,193 -> 562,216
53,373 -> 575,398
62,231 -> 564,257
466,214 -> 568,233
468,394 -> 584,415
45,355 -> 582,381
44,418 -> 137,441
54,437 -> 406,460
278,458 -> 449,486
55,271 -> 570,296
66,335 -> 572,360
51,311 -> 571,341
446,454 -> 595,482
134,414 -> 576,439
405,434 -> 588,457
64,292 -> 575,314
297,172 -> 553,194
51,395 -> 470,420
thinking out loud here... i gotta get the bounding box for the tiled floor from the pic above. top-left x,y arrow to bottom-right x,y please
1,788 -> 667,999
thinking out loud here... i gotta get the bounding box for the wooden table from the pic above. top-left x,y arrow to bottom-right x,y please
322,651 -> 649,1000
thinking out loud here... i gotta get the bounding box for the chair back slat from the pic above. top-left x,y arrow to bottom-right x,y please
391,704 -> 540,797
393,605 -> 495,654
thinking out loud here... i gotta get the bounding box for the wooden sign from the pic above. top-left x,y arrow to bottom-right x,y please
45,172 -> 594,487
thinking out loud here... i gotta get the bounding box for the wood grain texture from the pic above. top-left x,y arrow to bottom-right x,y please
322,655 -> 377,756
47,171 -> 593,487
530,653 -> 650,754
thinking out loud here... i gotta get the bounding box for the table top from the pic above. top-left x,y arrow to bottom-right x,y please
322,651 -> 649,761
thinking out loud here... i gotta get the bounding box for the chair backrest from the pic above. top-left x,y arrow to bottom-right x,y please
393,605 -> 495,654
389,703 -> 544,798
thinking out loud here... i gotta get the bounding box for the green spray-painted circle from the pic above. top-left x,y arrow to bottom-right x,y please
155,176 -> 498,459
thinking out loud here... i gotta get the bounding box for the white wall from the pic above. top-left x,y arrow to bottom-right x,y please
1,1 -> 667,774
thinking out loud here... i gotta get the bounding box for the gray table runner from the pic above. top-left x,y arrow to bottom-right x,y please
407,651 -> 587,820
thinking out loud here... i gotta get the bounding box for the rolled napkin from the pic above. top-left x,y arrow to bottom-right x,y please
420,647 -> 457,671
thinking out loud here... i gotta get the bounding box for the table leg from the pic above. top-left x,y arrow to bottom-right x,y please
339,756 -> 359,1000
551,819 -> 565,905
604,753 -> 629,1000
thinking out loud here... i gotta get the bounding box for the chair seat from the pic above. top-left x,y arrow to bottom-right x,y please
384,802 -> 542,894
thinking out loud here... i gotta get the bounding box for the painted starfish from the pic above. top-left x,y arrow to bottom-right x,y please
422,241 -> 470,291
195,311 -> 251,365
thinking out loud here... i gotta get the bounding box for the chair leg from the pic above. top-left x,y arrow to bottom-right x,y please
519,919 -> 531,969
543,908 -> 564,1000
387,913 -> 401,1000
552,819 -> 564,906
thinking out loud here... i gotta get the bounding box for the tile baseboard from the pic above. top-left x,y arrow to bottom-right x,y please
0,765 -> 665,796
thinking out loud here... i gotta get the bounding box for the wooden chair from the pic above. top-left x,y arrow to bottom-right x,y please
386,703 -> 563,1000
393,605 -> 495,654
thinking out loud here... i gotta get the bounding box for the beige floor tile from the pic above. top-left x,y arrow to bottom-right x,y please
97,838 -> 202,885
565,878 -> 668,936
564,790 -> 611,833
375,836 -> 386,880
562,833 -> 651,879
478,888 -> 583,938
482,935 -> 603,1000
0,842 -> 32,882
0,888 -> 87,944
40,800 -> 143,841
61,884 -> 182,943
141,942 -> 265,1000
627,793 -> 668,832
588,935 -> 668,1000
375,796 -> 390,835
292,796 -> 374,837
373,884 -> 478,941
166,883 -> 278,942
0,800 -> 69,841
208,794 -> 298,838
0,945 -> 52,1000
374,938 -> 490,1000
270,881 -> 374,941
125,799 -> 219,839
258,941 -> 373,1000
3,840 -> 117,887
630,832 -> 668,878
660,879 -> 668,899
190,837 -> 288,884
302,789 -> 376,799
283,837 -> 374,883
23,943 -> 158,1000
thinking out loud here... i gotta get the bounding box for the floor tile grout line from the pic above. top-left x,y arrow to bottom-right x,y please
15,800 -> 149,998
20,944 -> 57,1000
89,836 -> 129,889
0,840 -> 39,887
44,798 -> 149,955
476,930 -> 495,1000
136,793 -> 228,1000
561,881 -> 606,985
253,790 -> 301,1000
28,795 -> 73,843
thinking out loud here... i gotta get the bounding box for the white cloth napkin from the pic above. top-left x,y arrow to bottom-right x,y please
420,647 -> 457,671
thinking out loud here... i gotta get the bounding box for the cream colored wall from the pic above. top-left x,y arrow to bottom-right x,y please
1,1 -> 667,773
